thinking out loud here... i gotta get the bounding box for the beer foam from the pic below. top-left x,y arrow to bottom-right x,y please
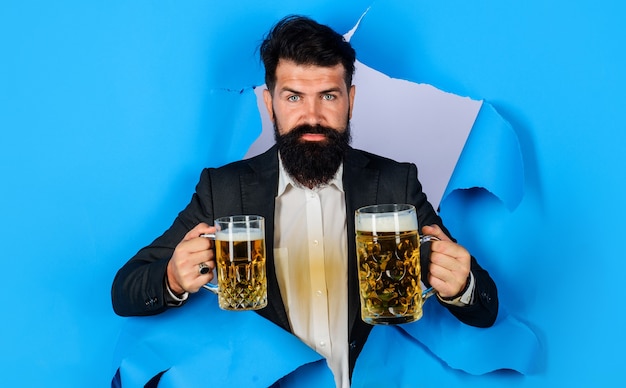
356,212 -> 418,233
215,227 -> 264,241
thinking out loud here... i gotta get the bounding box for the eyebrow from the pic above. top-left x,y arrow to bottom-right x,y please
319,87 -> 344,95
279,87 -> 344,95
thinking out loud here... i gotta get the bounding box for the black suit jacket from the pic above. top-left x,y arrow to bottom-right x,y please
112,145 -> 498,377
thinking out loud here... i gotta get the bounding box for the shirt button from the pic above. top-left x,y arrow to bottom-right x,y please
313,240 -> 319,246
316,290 -> 323,297
319,341 -> 326,347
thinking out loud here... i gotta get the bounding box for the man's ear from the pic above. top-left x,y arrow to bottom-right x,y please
263,89 -> 274,123
348,84 -> 356,119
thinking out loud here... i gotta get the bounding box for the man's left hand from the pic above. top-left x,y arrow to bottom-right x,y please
421,224 -> 471,298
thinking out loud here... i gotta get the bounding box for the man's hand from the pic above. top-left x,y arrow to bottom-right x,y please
167,223 -> 217,295
422,224 -> 471,298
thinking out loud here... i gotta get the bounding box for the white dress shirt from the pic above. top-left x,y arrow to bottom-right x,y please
274,158 -> 350,388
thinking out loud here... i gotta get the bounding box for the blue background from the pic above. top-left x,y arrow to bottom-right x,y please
1,0 -> 624,386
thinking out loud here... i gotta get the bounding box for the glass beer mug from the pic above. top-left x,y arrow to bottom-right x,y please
201,215 -> 268,311
355,204 -> 438,325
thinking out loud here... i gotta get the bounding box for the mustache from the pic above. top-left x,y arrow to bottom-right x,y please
279,124 -> 346,143
290,124 -> 340,137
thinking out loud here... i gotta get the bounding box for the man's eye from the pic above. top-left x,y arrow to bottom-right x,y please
322,94 -> 335,101
287,95 -> 300,102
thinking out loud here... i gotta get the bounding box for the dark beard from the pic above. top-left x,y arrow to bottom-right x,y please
275,122 -> 352,188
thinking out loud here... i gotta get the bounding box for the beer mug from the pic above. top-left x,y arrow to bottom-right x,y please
201,215 -> 268,311
355,204 -> 438,325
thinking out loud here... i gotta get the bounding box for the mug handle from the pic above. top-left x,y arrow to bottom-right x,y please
199,233 -> 218,295
420,234 -> 440,300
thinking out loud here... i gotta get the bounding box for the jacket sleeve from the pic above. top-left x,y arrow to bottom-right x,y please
111,169 -> 215,317
406,163 -> 499,328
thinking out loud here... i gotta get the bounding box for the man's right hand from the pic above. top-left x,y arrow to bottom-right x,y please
166,223 -> 216,294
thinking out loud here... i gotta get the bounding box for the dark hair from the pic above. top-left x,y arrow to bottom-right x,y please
260,15 -> 356,93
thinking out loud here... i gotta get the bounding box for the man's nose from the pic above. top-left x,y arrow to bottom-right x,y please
302,98 -> 323,125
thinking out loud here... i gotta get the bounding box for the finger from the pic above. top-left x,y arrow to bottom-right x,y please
429,256 -> 455,281
430,251 -> 461,271
427,274 -> 458,298
427,272 -> 448,294
188,248 -> 215,265
421,224 -> 451,242
429,250 -> 470,293
170,248 -> 214,280
179,228 -> 220,255
426,264 -> 460,296
428,262 -> 466,297
430,248 -> 471,281
183,235 -> 214,254
185,271 -> 216,293
429,240 -> 469,262
188,260 -> 218,292
176,258 -> 215,292
182,222 -> 214,242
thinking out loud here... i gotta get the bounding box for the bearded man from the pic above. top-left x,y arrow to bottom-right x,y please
111,15 -> 498,387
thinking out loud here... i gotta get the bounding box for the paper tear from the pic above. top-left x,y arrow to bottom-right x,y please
247,61 -> 481,210
246,12 -> 520,211
353,304 -> 542,382
343,6 -> 371,41
213,86 -> 257,95
113,292 -> 329,386
442,102 -> 524,211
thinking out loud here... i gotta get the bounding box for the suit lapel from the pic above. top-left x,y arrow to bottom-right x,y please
240,146 -> 291,333
343,148 -> 379,336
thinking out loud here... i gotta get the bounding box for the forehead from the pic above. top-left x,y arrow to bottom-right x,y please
273,60 -> 347,90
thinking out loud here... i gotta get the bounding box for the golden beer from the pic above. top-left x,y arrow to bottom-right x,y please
215,228 -> 267,310
355,204 -> 423,325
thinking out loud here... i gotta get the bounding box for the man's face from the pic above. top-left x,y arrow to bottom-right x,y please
263,59 -> 355,138
263,60 -> 356,188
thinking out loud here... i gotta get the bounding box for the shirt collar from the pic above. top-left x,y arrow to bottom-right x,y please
277,154 -> 344,196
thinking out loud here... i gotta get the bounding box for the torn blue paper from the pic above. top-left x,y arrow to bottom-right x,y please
113,291 -> 333,387
354,302 -> 541,385
113,296 -> 540,386
442,102 -> 524,211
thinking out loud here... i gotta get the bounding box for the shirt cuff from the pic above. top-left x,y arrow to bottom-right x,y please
437,271 -> 475,306
165,277 -> 189,306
